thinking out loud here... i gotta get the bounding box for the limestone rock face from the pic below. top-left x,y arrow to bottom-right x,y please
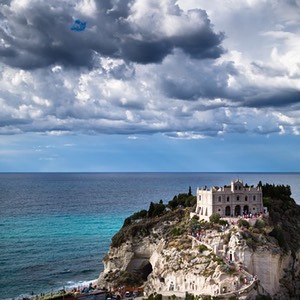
97,212 -> 300,299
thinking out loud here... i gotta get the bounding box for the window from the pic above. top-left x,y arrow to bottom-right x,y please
199,195 -> 201,201
225,206 -> 231,216
245,196 -> 248,201
218,196 -> 221,202
237,196 -> 240,201
253,195 -> 256,201
227,196 -> 230,202
239,186 -> 241,190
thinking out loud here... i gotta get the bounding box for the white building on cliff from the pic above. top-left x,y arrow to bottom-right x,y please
195,179 -> 264,220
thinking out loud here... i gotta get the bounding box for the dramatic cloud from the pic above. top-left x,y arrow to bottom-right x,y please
0,0 -> 300,140
0,0 -> 224,68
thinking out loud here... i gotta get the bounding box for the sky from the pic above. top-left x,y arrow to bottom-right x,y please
0,0 -> 300,172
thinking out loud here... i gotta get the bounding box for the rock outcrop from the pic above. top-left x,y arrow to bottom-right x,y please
97,187 -> 300,299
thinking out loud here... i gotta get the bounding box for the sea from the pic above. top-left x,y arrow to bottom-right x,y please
0,172 -> 300,299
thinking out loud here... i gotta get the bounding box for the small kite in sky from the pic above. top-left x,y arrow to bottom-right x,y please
70,19 -> 86,31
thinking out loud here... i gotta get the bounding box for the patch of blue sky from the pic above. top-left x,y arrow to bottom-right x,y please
70,19 -> 86,32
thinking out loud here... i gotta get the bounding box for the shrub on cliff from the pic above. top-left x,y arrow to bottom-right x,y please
111,230 -> 126,248
209,212 -> 221,224
171,226 -> 185,236
122,191 -> 196,230
262,183 -> 291,202
269,226 -> 286,250
131,209 -> 148,220
254,219 -> 265,232
237,219 -> 250,229
262,183 -> 300,253
198,244 -> 208,253
148,200 -> 166,218
147,294 -> 162,300
111,208 -> 186,248
168,193 -> 196,210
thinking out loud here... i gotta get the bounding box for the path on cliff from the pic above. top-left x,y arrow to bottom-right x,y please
189,227 -> 259,298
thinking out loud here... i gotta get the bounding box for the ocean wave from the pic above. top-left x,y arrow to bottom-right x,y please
80,268 -> 97,274
59,268 -> 72,274
64,278 -> 98,290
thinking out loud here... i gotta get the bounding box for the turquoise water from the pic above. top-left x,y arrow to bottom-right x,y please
0,173 -> 299,299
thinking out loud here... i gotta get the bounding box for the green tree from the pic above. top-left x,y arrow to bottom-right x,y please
209,213 -> 221,224
122,217 -> 132,227
148,202 -> 155,217
131,209 -> 147,220
254,219 -> 265,231
188,186 -> 192,196
237,219 -> 250,228
148,201 -> 166,218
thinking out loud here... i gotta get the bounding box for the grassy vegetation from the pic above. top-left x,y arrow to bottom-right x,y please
112,188 -> 196,248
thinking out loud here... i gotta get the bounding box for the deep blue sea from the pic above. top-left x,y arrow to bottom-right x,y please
0,173 -> 300,299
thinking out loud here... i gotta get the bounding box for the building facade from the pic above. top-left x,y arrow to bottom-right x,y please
195,179 -> 263,220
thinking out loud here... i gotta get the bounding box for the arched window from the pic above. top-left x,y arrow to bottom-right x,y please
225,206 -> 231,216
235,205 -> 241,216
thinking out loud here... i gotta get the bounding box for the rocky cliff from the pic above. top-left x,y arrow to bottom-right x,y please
97,187 -> 300,300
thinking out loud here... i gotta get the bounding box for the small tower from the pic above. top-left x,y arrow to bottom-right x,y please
231,179 -> 243,192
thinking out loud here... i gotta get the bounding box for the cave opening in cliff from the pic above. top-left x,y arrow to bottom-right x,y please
140,262 -> 153,280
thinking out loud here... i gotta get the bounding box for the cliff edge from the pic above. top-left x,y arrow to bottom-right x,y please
98,184 -> 300,300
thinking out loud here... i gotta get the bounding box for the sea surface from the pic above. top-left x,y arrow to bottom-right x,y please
0,172 -> 300,299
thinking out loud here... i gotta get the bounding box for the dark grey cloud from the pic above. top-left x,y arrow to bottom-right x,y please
160,59 -> 235,101
121,38 -> 172,64
0,118 -> 31,127
243,88 -> 300,108
0,0 -> 299,139
0,2 -> 102,69
169,9 -> 225,60
0,0 -> 224,69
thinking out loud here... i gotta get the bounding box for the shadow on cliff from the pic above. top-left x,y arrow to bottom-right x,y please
262,183 -> 300,254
